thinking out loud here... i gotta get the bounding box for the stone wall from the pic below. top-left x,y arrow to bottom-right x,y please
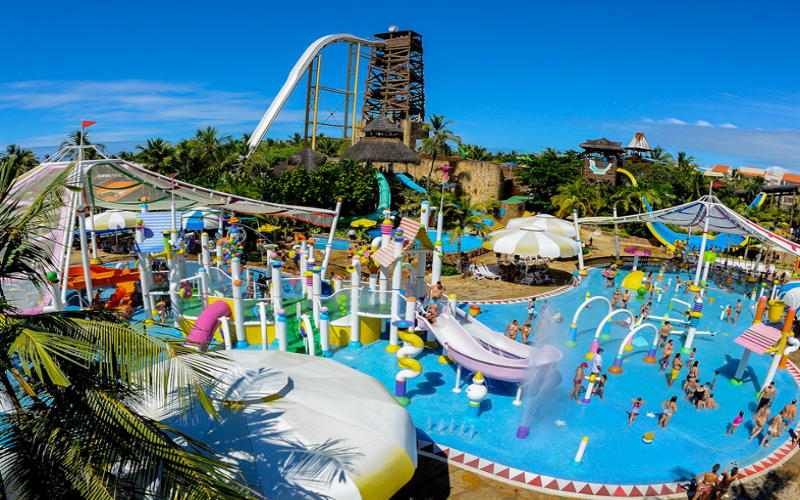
400,156 -> 506,202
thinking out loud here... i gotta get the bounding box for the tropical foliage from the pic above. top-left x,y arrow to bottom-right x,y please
0,159 -> 260,499
417,114 -> 461,189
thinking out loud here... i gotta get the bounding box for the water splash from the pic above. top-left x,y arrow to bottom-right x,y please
427,415 -> 434,431
468,425 -> 476,442
448,418 -> 456,436
458,421 -> 468,438
437,420 -> 446,433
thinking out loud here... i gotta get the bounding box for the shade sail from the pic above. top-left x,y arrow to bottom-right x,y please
581,195 -> 800,257
142,350 -> 417,500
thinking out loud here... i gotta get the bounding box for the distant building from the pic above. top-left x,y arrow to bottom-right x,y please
580,131 -> 652,186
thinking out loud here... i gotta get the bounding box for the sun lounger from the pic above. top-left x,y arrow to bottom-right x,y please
518,275 -> 535,286
477,264 -> 501,281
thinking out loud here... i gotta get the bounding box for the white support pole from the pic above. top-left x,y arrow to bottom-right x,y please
259,301 -> 268,350
387,233 -> 405,353
312,266 -> 322,327
613,206 -> 620,261
231,257 -> 246,348
693,207 -> 711,286
319,307 -> 331,357
733,348 -> 752,383
201,232 -> 213,290
163,231 -> 181,329
135,224 -> 154,322
44,280 -> 64,312
431,209 -> 444,285
349,257 -> 362,347
220,316 -> 232,351
198,266 -> 210,308
368,269 -> 379,306
307,239 -> 316,267
215,239 -> 223,269
299,240 -> 308,296
573,209 -> 585,276
276,308 -> 288,351
271,261 -> 284,324
379,214 -> 392,304
452,364 -> 462,393
77,205 -> 94,308
321,198 -> 343,280
416,201 -> 431,298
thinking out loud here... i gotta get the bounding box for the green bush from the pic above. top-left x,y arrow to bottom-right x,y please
442,265 -> 460,276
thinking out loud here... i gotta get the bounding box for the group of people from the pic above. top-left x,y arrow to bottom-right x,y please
245,272 -> 271,299
503,298 -> 539,344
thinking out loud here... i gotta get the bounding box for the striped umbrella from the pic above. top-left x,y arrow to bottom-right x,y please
505,214 -> 577,237
482,226 -> 580,258
182,207 -> 218,230
86,210 -> 137,231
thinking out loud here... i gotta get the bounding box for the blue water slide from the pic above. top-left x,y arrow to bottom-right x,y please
395,173 -> 426,193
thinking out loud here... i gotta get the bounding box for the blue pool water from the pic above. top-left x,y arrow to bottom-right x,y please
365,229 -> 484,253
331,266 -> 799,485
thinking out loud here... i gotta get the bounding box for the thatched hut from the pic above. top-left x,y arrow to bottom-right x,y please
341,114 -> 421,165
274,146 -> 327,175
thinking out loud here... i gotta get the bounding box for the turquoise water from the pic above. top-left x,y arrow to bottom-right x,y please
330,266 -> 799,485
366,229 -> 484,253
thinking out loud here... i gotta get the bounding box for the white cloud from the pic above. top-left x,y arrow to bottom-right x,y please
719,123 -> 738,129
695,120 -> 712,127
664,118 -> 686,125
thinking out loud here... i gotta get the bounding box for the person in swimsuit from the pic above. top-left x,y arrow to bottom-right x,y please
621,290 -> 630,309
520,322 -> 533,344
658,322 -> 672,348
504,320 -> 520,341
660,340 -> 674,373
425,301 -> 440,326
734,299 -> 743,325
684,361 -> 700,392
659,395 -> 678,429
569,362 -> 588,403
610,288 -> 621,309
760,414 -> 783,447
758,382 -> 776,410
668,353 -> 683,388
779,398 -> 797,434
526,298 -> 537,322
684,281 -> 691,295
704,393 -> 718,410
726,411 -> 745,435
711,371 -> 719,391
685,378 -> 700,400
638,301 -> 652,321
691,463 -> 721,500
749,402 -> 771,441
604,267 -> 617,288
693,383 -> 707,410
711,465 -> 739,500
628,397 -> 646,426
645,272 -> 653,289
592,374 -> 607,402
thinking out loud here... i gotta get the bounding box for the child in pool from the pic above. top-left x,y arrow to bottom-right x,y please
726,411 -> 744,435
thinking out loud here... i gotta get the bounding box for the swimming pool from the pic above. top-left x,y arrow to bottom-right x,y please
365,229 -> 485,253
330,265 -> 800,486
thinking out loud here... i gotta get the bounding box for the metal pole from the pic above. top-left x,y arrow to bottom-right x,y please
77,204 -> 94,308
351,43 -> 361,146
573,209 -> 585,275
231,257 -> 246,348
416,201 -> 431,297
201,232 -> 213,290
349,257 -> 362,347
311,55 -> 322,151
321,198 -> 343,280
693,204 -> 711,286
135,224 -> 154,322
387,232 -> 404,353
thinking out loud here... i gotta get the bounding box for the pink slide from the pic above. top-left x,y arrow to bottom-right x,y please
187,301 -> 231,347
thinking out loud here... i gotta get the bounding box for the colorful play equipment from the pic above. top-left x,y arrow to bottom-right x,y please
394,321 -> 423,406
680,295 -> 704,354
566,296 -> 612,348
621,270 -> 644,290
572,436 -> 589,467
466,371 -> 487,419
585,309 -> 635,360
608,323 -> 658,374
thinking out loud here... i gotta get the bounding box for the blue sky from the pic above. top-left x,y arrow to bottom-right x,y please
1,1 -> 799,170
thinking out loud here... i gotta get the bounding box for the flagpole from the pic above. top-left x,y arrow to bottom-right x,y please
80,121 -> 99,258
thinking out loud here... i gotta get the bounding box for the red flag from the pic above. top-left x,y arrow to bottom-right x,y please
81,120 -> 97,128
712,182 -> 726,188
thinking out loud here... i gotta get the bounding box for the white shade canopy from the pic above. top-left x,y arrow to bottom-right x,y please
142,350 -> 417,500
482,226 -> 581,258
85,210 -> 137,231
181,206 -> 219,230
581,195 -> 800,257
505,214 -> 577,237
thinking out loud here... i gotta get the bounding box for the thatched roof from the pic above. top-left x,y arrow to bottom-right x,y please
274,146 -> 327,175
341,138 -> 421,164
362,114 -> 403,138
580,137 -> 625,153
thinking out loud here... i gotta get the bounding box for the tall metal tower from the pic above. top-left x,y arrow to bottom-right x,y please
361,30 -> 425,122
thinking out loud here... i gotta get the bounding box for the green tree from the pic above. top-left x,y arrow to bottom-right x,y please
135,137 -> 173,173
191,126 -> 232,173
0,159 -> 259,499
1,144 -> 39,174
550,177 -> 605,217
60,130 -> 106,160
315,138 -> 341,158
444,194 -> 497,258
514,149 -> 582,213
417,115 -> 461,190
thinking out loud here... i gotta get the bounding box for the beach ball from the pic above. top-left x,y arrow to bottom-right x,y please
180,287 -> 193,299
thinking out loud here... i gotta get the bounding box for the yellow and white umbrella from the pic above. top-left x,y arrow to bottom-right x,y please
483,226 -> 580,258
86,210 -> 137,231
143,350 -> 417,500
505,214 -> 577,237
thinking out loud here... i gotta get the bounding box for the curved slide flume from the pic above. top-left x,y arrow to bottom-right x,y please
186,301 -> 232,348
246,34 -> 384,154
395,173 -> 426,194
617,168 -> 764,251
341,172 -> 391,223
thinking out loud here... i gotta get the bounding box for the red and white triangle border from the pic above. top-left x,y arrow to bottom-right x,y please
417,360 -> 800,499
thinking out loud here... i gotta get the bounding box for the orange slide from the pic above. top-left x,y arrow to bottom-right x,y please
67,265 -> 140,310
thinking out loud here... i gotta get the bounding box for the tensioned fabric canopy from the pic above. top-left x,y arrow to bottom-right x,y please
580,195 -> 800,257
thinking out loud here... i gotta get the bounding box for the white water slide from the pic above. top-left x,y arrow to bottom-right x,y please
247,34 -> 384,153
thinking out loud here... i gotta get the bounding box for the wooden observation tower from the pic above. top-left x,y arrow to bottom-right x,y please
362,30 -> 425,123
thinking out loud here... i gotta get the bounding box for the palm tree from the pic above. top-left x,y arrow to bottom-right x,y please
60,130 -> 106,160
287,133 -> 303,147
675,151 -> 696,174
417,115 -> 461,190
135,137 -> 173,172
1,145 -> 38,174
316,138 -> 341,157
0,159 -> 260,499
650,146 -> 674,166
445,194 -> 497,258
550,178 -> 605,217
191,126 -> 232,171
613,182 -> 669,214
